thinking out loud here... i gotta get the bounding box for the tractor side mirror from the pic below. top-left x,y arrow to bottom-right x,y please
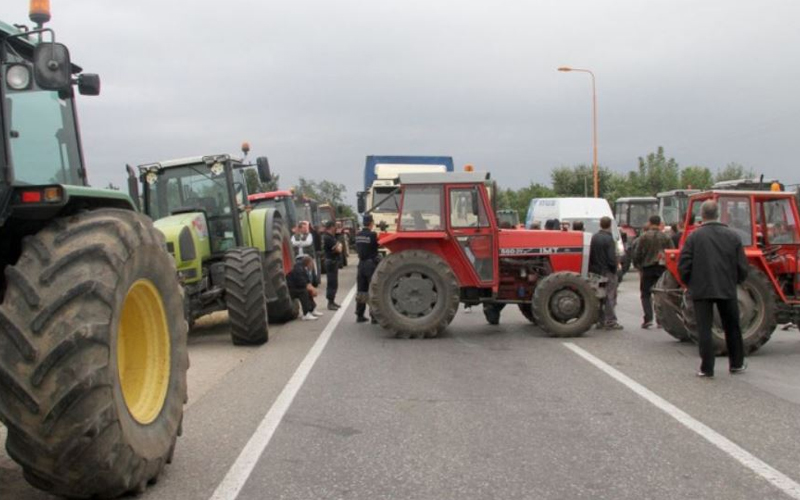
256,157 -> 271,183
126,164 -> 140,211
357,192 -> 366,214
471,189 -> 480,216
77,73 -> 101,96
33,42 -> 72,91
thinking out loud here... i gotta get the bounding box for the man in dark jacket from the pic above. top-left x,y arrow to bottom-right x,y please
286,256 -> 322,321
322,221 -> 342,310
679,200 -> 749,377
355,215 -> 380,323
633,215 -> 674,328
589,216 -> 622,330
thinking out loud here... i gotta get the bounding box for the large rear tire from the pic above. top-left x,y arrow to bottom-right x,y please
682,267 -> 777,355
369,250 -> 459,339
653,271 -> 690,341
532,272 -> 599,337
225,248 -> 269,345
264,216 -> 298,323
0,209 -> 188,498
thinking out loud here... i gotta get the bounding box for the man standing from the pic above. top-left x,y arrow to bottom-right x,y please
286,256 -> 323,321
589,216 -> 623,330
633,215 -> 674,329
679,200 -> 748,377
355,215 -> 380,323
322,220 -> 342,310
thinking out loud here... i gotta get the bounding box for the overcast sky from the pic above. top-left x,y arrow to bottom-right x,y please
5,1 -> 800,201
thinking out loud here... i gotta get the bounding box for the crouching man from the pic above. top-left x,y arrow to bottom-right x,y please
287,256 -> 324,321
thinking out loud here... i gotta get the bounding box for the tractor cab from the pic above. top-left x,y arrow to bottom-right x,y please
138,155 -> 270,255
657,189 -> 699,227
249,190 -> 299,229
614,196 -> 658,240
496,209 -> 521,229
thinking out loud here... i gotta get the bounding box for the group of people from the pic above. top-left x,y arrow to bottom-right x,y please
285,215 -> 381,324
588,201 -> 748,378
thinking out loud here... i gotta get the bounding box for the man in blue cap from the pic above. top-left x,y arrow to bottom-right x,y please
355,214 -> 380,323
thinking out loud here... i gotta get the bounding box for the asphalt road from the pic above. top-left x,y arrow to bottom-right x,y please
3,267 -> 800,499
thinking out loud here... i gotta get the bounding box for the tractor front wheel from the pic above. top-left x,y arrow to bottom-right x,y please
369,250 -> 459,339
682,267 -> 777,355
483,303 -> 505,325
532,272 -> 599,337
225,248 -> 269,345
0,209 -> 188,498
518,303 -> 536,324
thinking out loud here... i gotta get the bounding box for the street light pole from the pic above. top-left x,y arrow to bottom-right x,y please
558,66 -> 598,198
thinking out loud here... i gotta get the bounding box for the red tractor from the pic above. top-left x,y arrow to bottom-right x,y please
654,190 -> 800,354
615,196 -> 659,277
369,172 -> 605,338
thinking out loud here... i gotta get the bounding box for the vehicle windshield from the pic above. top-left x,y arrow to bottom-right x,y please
5,89 -> 82,186
145,163 -> 232,220
372,186 -> 401,213
399,185 -> 443,231
629,203 -> 658,227
497,212 -> 518,227
660,196 -> 690,226
762,198 -> 800,244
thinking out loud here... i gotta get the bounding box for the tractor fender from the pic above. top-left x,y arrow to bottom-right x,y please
249,206 -> 283,253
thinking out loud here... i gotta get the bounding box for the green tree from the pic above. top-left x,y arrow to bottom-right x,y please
680,166 -> 713,190
551,164 -> 616,198
296,177 -> 356,218
496,182 -> 555,220
244,169 -> 280,194
715,162 -> 754,182
628,146 -> 680,195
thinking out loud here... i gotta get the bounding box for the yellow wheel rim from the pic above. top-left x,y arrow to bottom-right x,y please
117,279 -> 171,424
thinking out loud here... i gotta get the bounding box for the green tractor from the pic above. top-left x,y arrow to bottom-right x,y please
0,7 -> 187,499
129,154 -> 299,344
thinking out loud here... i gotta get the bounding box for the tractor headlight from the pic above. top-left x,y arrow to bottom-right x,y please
6,64 -> 32,90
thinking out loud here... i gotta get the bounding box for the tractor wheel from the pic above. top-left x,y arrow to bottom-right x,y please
682,267 -> 777,355
225,248 -> 269,345
369,250 -> 459,339
264,217 -> 298,323
0,209 -> 188,499
483,303 -> 505,325
532,271 -> 599,337
653,271 -> 690,341
518,303 -> 536,324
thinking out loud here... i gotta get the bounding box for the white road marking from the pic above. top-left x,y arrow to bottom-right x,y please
209,286 -> 357,500
564,342 -> 800,500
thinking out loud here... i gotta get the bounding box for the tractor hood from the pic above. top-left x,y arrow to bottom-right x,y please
154,212 -> 211,284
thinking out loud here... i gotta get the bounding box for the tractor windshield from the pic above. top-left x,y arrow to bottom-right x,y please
762,198 -> 800,244
630,202 -> 657,227
5,89 -> 82,186
145,163 -> 232,220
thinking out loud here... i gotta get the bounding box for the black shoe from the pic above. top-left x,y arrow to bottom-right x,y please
327,303 -> 339,311
641,321 -> 653,329
605,323 -> 624,330
356,316 -> 368,323
696,371 -> 714,378
730,361 -> 747,374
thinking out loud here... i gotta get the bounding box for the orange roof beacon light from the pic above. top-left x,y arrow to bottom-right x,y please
29,0 -> 51,27
241,141 -> 251,158
464,164 -> 474,172
771,182 -> 782,192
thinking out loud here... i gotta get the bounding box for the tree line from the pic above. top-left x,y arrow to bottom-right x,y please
496,146 -> 756,219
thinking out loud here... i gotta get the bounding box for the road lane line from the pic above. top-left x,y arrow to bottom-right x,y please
563,342 -> 800,500
210,285 -> 357,500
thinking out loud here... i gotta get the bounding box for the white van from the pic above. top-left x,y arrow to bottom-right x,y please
525,197 -> 624,257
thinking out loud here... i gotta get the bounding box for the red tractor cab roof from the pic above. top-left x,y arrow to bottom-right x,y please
248,190 -> 293,202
